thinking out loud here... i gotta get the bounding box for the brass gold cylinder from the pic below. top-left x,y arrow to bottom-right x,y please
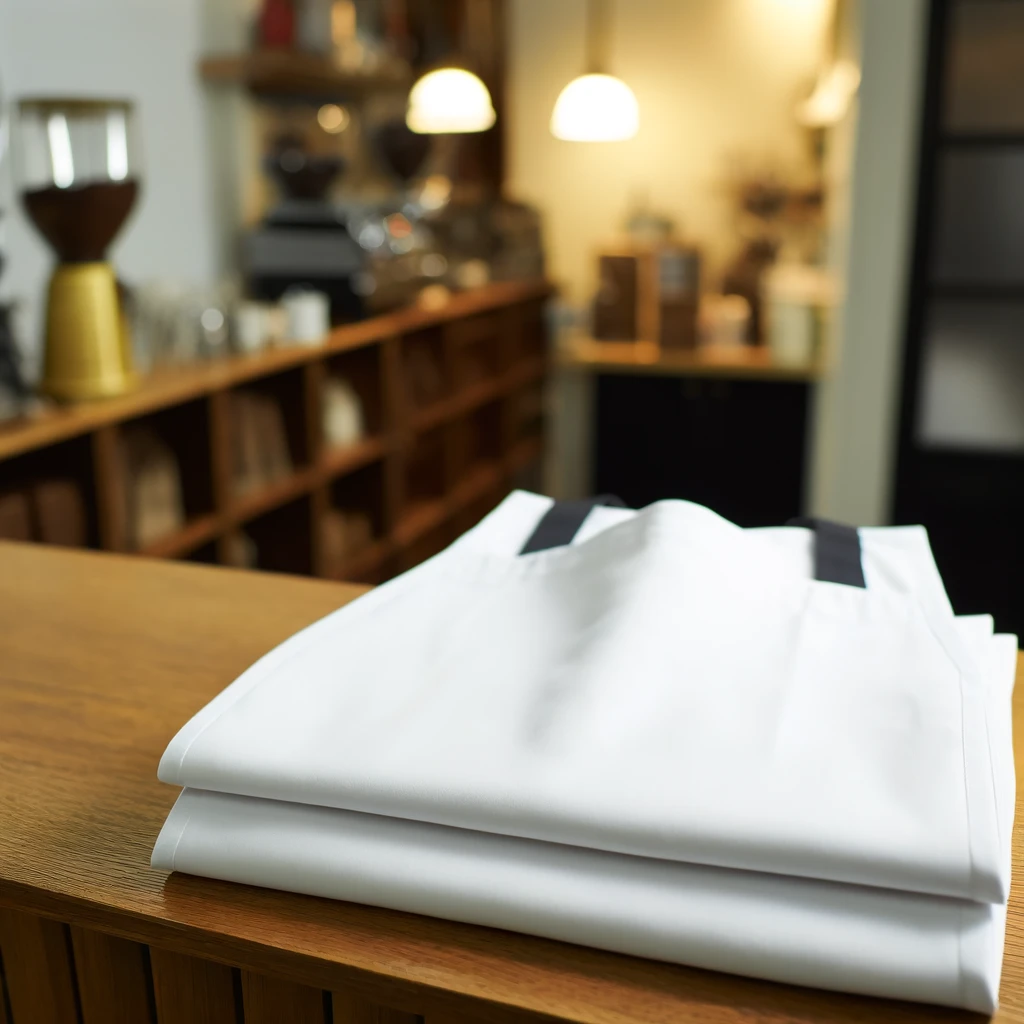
41,262 -> 136,402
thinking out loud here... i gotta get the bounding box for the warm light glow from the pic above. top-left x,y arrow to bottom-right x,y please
332,0 -> 356,44
797,60 -> 861,128
418,173 -> 452,211
317,103 -> 350,134
47,113 -> 74,188
550,73 -> 638,142
385,212 -> 412,238
406,68 -> 496,134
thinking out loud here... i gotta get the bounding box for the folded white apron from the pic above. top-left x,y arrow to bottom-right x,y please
157,496 -> 1007,902
460,491 -> 954,621
153,622 -> 1016,1012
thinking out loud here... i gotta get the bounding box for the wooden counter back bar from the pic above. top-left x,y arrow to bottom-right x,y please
1,541 -> 1023,1024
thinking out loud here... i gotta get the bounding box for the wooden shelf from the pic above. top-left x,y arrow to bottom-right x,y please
394,463 -> 504,552
137,513 -> 220,560
507,356 -> 547,389
506,435 -> 544,476
394,499 -> 447,549
0,280 -> 553,587
199,51 -> 410,98
411,358 -> 546,435
228,467 -> 319,526
412,377 -> 504,433
451,460 -> 503,507
328,538 -> 393,583
557,338 -> 824,382
319,436 -> 386,479
138,441 -> 387,561
0,281 -> 551,464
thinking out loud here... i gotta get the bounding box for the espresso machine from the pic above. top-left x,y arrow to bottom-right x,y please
242,133 -> 366,322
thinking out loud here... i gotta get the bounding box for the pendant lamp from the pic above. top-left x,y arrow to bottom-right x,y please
551,0 -> 638,142
405,0 -> 495,136
407,67 -> 496,135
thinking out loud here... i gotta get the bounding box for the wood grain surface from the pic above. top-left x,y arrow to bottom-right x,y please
0,908 -> 78,1024
241,971 -> 326,1024
70,926 -> 154,1024
333,989 -> 420,1024
149,947 -> 237,1024
0,540 -> 1020,1024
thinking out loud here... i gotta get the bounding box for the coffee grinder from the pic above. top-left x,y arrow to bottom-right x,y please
17,98 -> 140,401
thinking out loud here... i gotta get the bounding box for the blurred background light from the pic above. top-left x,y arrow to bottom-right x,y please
316,103 -> 350,134
406,68 -> 496,135
550,73 -> 639,142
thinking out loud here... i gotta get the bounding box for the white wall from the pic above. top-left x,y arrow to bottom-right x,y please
0,0 -> 217,372
506,0 -> 832,305
807,0 -> 927,525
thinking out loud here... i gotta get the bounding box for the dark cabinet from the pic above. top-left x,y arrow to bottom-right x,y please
593,374 -> 809,527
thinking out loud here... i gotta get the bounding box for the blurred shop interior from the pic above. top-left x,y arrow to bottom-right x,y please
0,0 -> 1023,631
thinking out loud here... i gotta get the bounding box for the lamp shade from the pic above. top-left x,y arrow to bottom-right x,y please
406,68 -> 496,135
550,73 -> 638,142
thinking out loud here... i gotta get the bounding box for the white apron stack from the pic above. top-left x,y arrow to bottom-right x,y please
152,491 -> 1017,1012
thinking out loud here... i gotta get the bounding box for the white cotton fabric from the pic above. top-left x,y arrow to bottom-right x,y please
153,625 -> 1016,1012
158,497 -> 1004,900
153,492 -> 1017,1011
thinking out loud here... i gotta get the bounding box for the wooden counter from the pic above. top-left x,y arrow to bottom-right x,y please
557,336 -> 825,381
0,541 -> 1022,1024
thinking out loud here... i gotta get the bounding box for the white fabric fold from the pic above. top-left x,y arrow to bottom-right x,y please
153,623 -> 1014,1013
159,498 -> 1005,902
152,784 -> 1007,1013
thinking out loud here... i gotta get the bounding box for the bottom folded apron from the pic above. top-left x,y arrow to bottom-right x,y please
154,783 -> 1006,1013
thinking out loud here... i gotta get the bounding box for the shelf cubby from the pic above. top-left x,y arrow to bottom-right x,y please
247,495 -> 315,576
119,398 -> 215,553
402,327 -> 449,416
0,435 -> 97,548
324,463 -> 387,581
447,312 -> 505,391
185,540 -> 222,565
323,345 -> 385,446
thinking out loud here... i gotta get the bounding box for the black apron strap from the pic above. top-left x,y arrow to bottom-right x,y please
520,495 -> 627,554
787,516 -> 866,588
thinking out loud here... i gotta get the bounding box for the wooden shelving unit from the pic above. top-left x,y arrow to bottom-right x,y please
0,280 -> 551,584
199,51 -> 411,98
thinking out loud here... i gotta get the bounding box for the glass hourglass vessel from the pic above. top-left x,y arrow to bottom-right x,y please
17,98 -> 141,400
